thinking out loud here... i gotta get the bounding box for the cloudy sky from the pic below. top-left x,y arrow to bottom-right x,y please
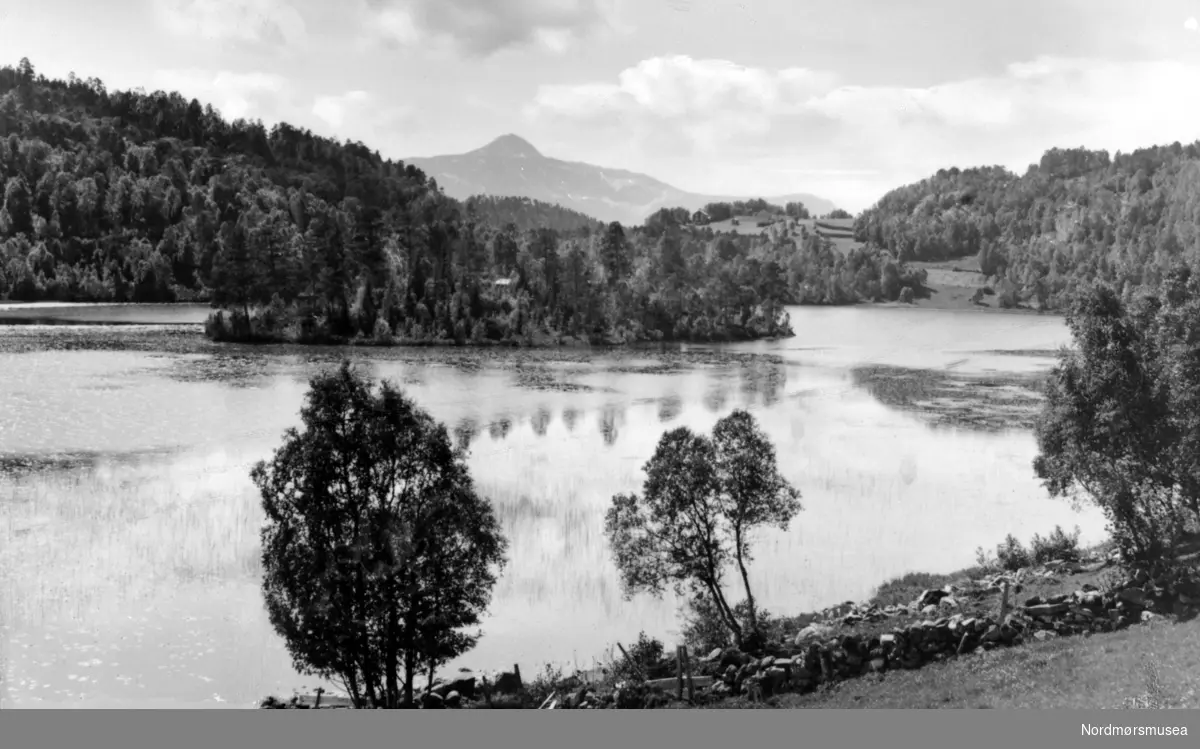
2,0 -> 1199,210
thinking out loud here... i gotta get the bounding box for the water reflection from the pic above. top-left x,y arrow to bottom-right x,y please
0,305 -> 1101,709
453,418 -> 481,451
598,405 -> 625,447
530,407 -> 552,437
488,416 -> 513,441
656,395 -> 683,423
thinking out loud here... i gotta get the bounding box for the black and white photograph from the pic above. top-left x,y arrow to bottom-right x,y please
1,0 -> 1200,730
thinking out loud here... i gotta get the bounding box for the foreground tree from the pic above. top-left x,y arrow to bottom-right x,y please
252,360 -> 508,708
604,410 -> 801,648
1034,275 -> 1200,566
712,410 -> 803,637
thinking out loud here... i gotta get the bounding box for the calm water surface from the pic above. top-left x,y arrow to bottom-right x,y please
0,306 -> 1106,708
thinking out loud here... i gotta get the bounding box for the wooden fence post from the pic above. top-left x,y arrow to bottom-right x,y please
676,646 -> 685,700
683,645 -> 695,702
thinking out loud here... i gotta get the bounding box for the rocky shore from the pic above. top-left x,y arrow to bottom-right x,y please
263,547 -> 1200,710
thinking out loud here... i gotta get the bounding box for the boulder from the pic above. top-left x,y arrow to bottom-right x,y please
761,667 -> 789,695
794,623 -> 835,646
493,669 -> 523,694
1115,588 -> 1146,607
436,671 -> 477,700
1175,579 -> 1200,604
444,691 -> 462,708
420,692 -> 445,709
840,635 -> 862,656
917,589 -> 949,608
1025,602 -> 1070,618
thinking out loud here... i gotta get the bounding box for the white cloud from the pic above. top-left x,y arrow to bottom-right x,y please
155,0 -> 308,47
365,0 -> 614,56
533,28 -> 573,54
312,90 -> 371,131
310,89 -> 414,144
377,6 -> 422,45
525,54 -> 1200,210
1186,16 -> 1198,32
151,69 -> 287,121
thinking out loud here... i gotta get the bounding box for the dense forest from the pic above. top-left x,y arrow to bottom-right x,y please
462,195 -> 602,235
0,58 -> 931,346
854,144 -> 1200,309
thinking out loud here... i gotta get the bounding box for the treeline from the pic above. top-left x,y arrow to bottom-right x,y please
639,205 -> 927,306
0,57 -> 923,341
0,59 -> 798,345
854,143 -> 1200,309
462,195 -> 602,235
700,200 -> 812,222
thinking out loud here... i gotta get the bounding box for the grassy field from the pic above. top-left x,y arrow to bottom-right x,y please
874,256 -> 1049,315
706,216 -> 864,256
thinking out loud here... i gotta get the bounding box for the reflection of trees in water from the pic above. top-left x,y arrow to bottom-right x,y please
561,408 -> 579,433
657,395 -> 683,423
530,407 -> 552,437
488,416 -> 513,440
598,404 -> 626,446
453,418 -> 480,451
737,356 -> 788,409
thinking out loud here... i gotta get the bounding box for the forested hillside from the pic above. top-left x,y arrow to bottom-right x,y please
0,58 -> 932,346
854,144 -> 1200,309
462,195 -> 602,234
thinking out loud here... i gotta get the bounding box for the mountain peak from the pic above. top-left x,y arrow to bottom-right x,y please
476,134 -> 542,159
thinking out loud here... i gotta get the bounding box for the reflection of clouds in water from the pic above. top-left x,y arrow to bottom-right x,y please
900,454 -> 918,486
1,309 -> 1095,706
704,385 -> 730,413
789,416 -> 805,440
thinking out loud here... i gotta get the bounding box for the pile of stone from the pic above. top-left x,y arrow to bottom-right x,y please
671,566 -> 1200,703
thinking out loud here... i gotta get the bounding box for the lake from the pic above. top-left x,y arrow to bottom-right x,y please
0,304 -> 1107,708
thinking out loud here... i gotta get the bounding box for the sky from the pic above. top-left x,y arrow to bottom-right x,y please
1,0 -> 1200,211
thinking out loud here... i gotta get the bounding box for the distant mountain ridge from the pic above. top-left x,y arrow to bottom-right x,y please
407,134 -> 839,227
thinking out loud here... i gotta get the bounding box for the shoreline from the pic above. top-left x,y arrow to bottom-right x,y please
267,535 -> 1200,710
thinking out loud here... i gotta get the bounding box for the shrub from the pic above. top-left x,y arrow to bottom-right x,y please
372,316 -> 393,344
610,632 -> 665,683
1030,524 -> 1081,564
995,533 -> 1032,571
